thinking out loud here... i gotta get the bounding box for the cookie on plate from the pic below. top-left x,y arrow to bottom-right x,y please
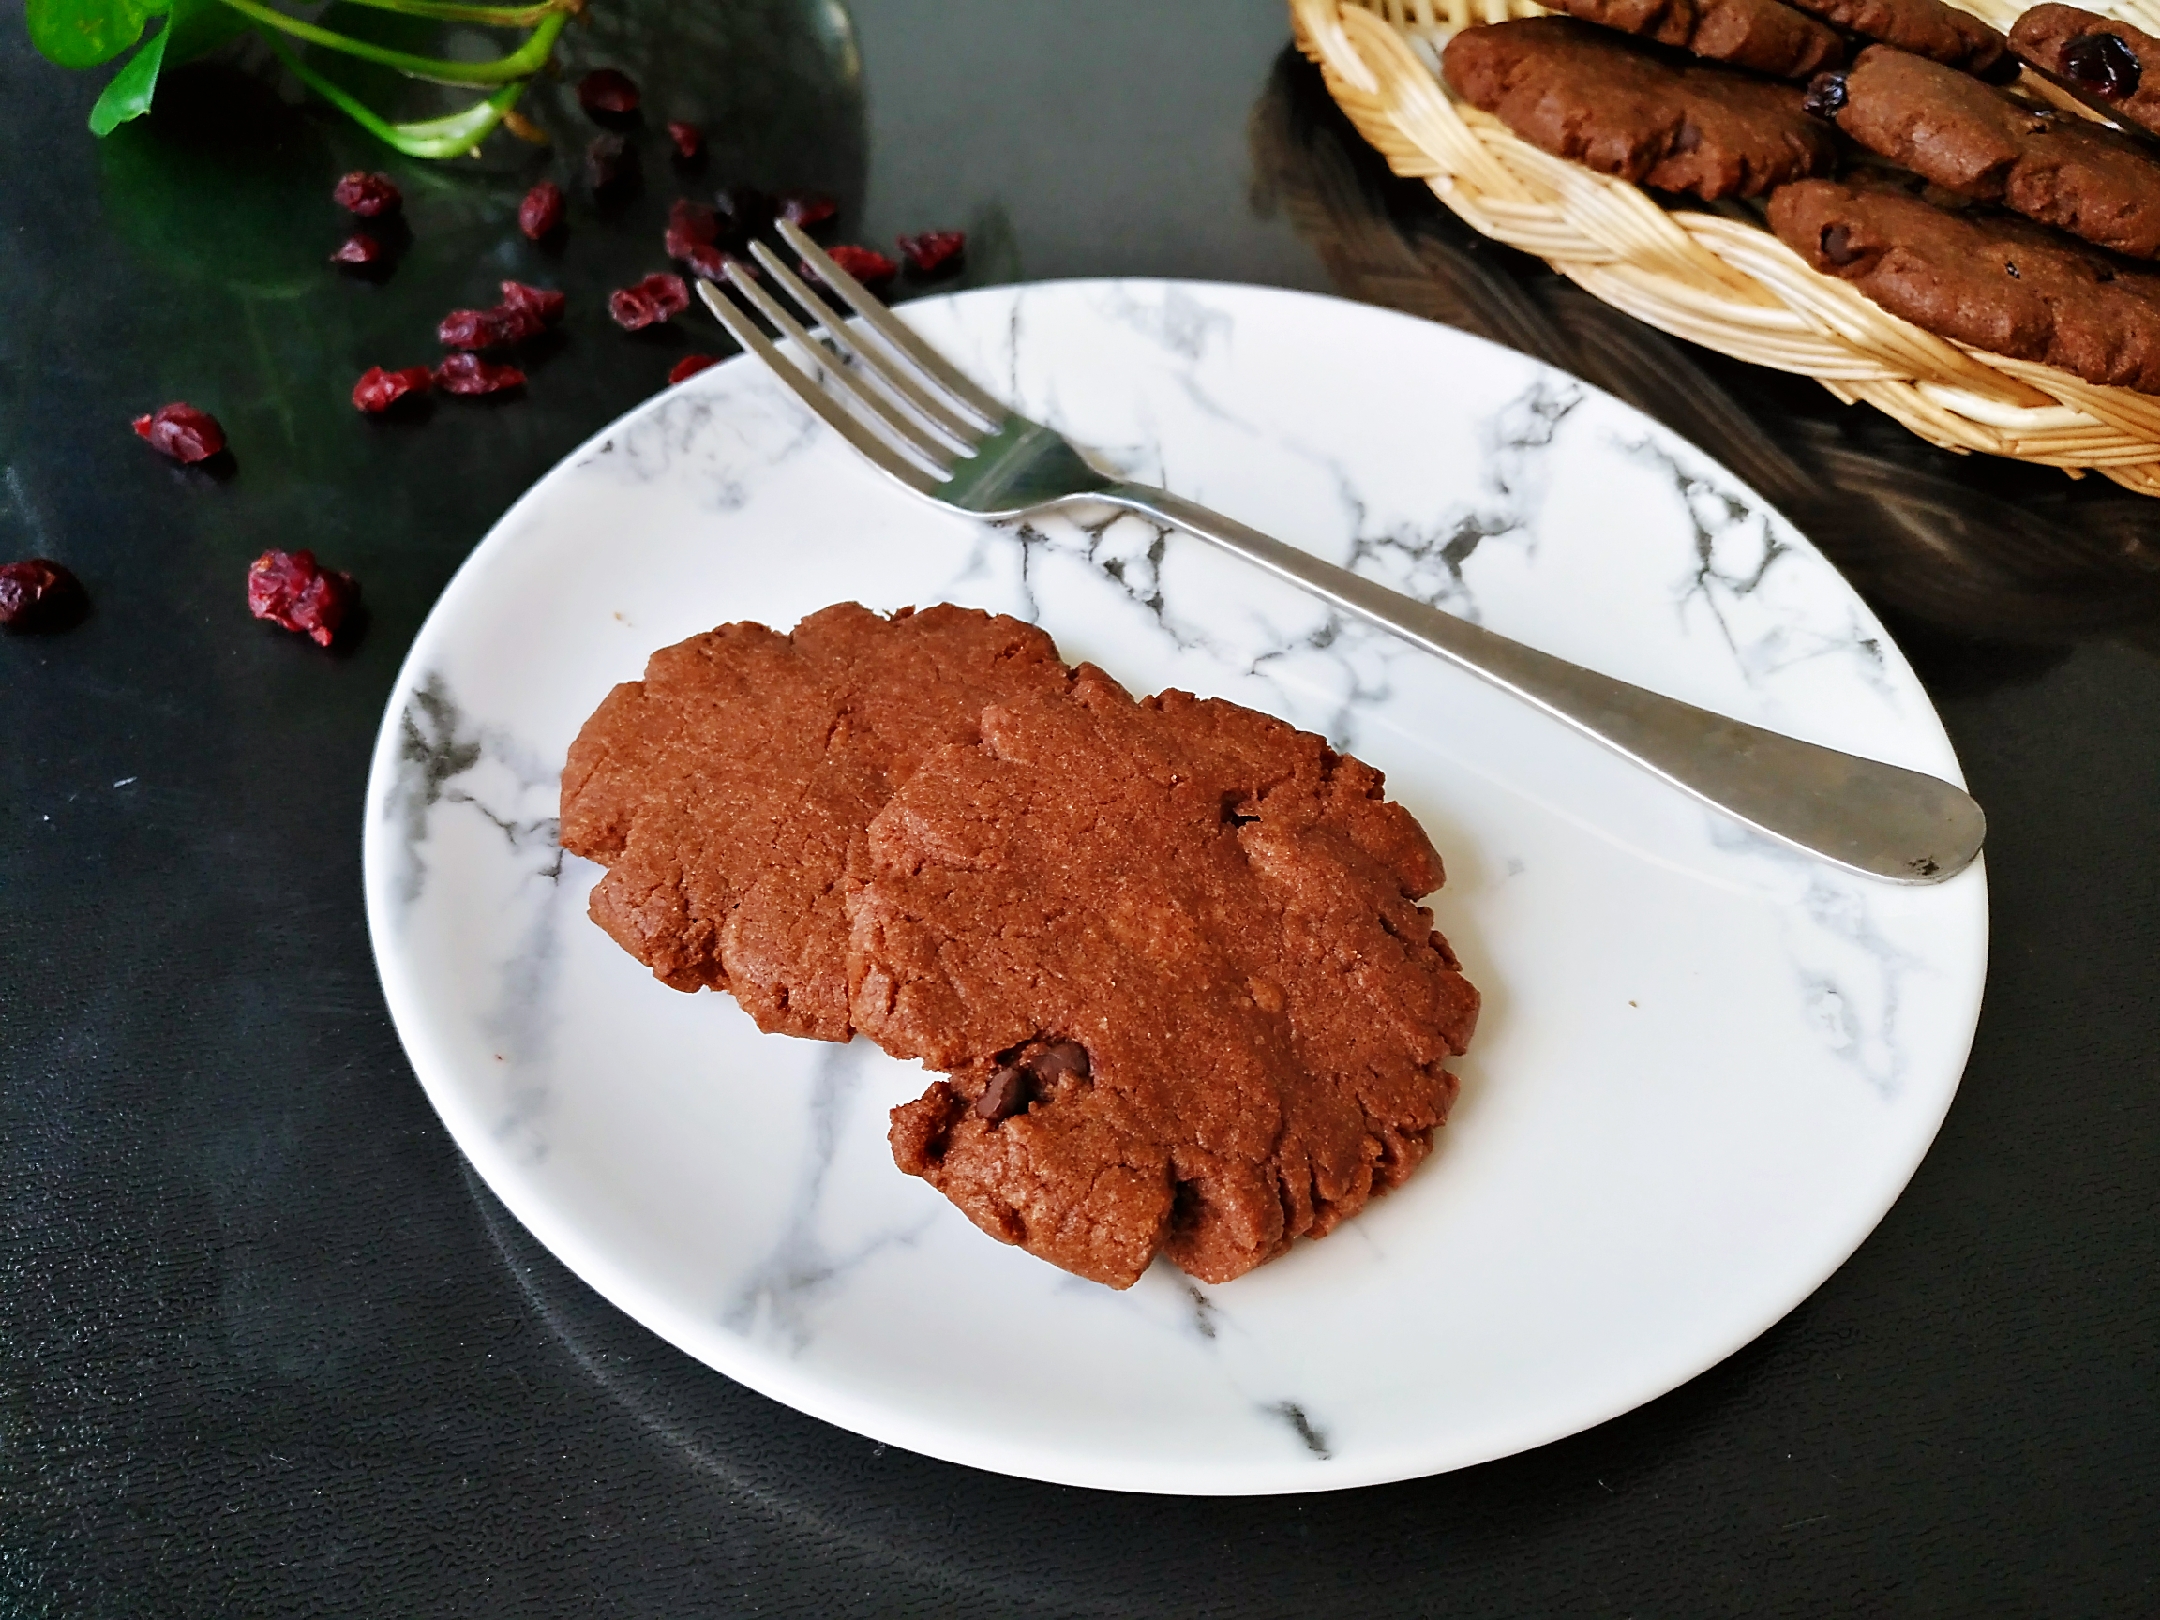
1777,0 -> 2010,78
1544,0 -> 1843,81
1809,44 -> 2160,258
854,667 -> 1479,1289
2012,4 -> 2160,140
559,603 -> 1071,1040
1769,176 -> 2160,394
1442,18 -> 1837,200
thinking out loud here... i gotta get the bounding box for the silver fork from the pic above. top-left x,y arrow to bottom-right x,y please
696,220 -> 1985,885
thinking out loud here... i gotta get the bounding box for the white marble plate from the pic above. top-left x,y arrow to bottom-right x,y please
363,281 -> 1987,1495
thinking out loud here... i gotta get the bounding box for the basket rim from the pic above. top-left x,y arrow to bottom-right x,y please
1289,0 -> 2160,497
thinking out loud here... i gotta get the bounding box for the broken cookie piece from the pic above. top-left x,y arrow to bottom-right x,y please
558,603 -> 1071,1039
854,666 -> 1479,1289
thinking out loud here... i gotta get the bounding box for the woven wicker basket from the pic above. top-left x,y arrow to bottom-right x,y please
1290,0 -> 2160,496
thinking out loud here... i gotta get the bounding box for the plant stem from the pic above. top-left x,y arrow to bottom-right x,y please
321,0 -> 576,29
258,30 -> 531,157
219,0 -> 567,86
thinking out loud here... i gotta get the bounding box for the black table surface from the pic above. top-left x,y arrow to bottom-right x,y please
5,3 -> 2157,1614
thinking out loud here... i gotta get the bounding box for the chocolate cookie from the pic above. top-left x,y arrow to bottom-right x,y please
1544,0 -> 1843,80
854,669 -> 1479,1289
1441,19 -> 1837,200
1809,44 -> 2160,258
1778,0 -> 2010,77
2012,4 -> 2160,141
558,603 -> 1070,1040
1769,176 -> 2160,393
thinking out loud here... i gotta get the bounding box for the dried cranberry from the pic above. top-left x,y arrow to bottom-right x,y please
897,230 -> 966,277
1819,224 -> 1864,266
0,559 -> 87,632
609,286 -> 661,330
351,365 -> 433,414
670,197 -> 719,238
2064,32 -> 2142,97
680,243 -> 744,282
1802,71 -> 1849,120
608,273 -> 691,330
329,232 -> 385,267
612,287 -> 673,331
586,134 -> 633,196
132,402 -> 225,463
668,353 -> 720,385
333,171 -> 401,218
433,353 -> 527,396
577,68 -> 640,119
499,280 -> 566,325
435,308 -> 489,349
493,302 -> 548,339
665,197 -> 720,262
667,120 -> 704,160
437,304 -> 544,351
818,245 -> 898,289
518,181 -> 565,241
714,183 -> 775,234
247,549 -> 357,647
646,274 -> 691,315
779,191 -> 837,228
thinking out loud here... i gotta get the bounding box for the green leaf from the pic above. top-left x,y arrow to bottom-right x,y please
86,1 -> 251,138
261,28 -> 533,157
222,0 -> 564,86
86,15 -> 168,135
162,0 -> 249,64
27,0 -> 169,71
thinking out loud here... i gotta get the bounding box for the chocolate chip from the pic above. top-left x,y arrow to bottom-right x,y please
1169,1179 -> 1205,1234
1028,1040 -> 1091,1084
975,1065 -> 1031,1122
1802,71 -> 1849,120
1820,223 -> 1864,266
2064,32 -> 2142,98
1670,122 -> 1701,155
2005,260 -> 2021,279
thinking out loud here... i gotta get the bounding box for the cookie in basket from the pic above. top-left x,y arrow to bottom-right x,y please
1809,44 -> 2160,258
1769,176 -> 2160,394
2012,4 -> 2160,139
1778,0 -> 2010,77
1441,18 -> 1837,199
1542,0 -> 1842,79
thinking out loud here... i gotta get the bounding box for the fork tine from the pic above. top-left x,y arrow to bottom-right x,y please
748,241 -> 985,455
776,218 -> 1008,429
695,278 -> 940,494
715,262 -> 958,479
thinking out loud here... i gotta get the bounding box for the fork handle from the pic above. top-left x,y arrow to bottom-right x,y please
1094,484 -> 1984,884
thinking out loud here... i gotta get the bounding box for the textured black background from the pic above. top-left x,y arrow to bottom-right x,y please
5,4 -> 2158,1615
